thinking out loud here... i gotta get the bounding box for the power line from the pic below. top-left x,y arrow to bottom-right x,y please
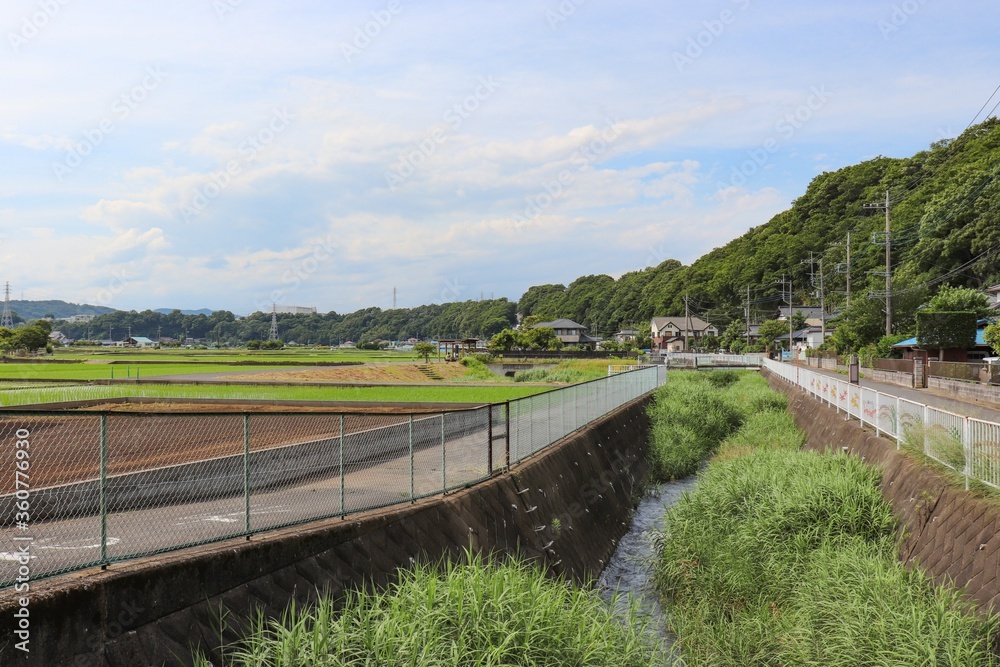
966,83 -> 1000,130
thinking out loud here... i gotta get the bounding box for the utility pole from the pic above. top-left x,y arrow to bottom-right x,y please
776,276 -> 793,358
745,284 -> 751,347
865,191 -> 892,336
801,255 -> 827,341
684,292 -> 690,352
831,231 -> 852,331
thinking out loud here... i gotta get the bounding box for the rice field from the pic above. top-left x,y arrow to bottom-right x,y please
0,382 -> 547,407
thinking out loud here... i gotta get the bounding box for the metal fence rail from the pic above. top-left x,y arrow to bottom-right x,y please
0,367 -> 662,587
761,358 -> 1000,492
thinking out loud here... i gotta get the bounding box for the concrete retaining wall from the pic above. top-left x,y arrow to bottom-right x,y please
929,376 -> 1000,406
765,372 -> 1000,618
868,368 -> 914,388
0,395 -> 652,666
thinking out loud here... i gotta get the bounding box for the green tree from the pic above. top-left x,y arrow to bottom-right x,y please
413,341 -> 436,362
11,326 -> 49,352
488,328 -> 520,352
924,285 -> 992,319
984,322 -> 1000,355
757,319 -> 790,351
523,327 -> 561,350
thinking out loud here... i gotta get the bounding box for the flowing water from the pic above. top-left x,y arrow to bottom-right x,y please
597,476 -> 699,661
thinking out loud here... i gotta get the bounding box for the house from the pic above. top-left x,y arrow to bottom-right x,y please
891,319 -> 995,362
986,285 -> 1000,311
614,329 -> 638,344
650,316 -> 719,353
125,336 -> 157,348
790,326 -> 829,350
775,306 -> 832,327
530,319 -> 600,349
49,331 -> 71,345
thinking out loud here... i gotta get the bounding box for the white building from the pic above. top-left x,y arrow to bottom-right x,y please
274,305 -> 317,315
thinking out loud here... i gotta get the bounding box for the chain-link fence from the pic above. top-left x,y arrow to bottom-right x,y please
0,367 -> 661,587
762,358 -> 1000,492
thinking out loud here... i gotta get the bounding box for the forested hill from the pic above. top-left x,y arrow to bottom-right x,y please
520,118 -> 1000,346
51,118 -> 1000,348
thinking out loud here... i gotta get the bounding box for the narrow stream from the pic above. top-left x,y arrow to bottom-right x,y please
597,476 -> 699,660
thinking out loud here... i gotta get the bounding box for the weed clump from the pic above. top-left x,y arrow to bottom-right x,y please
193,552 -> 662,666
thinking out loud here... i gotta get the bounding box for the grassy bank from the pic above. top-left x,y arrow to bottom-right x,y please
650,371 -> 998,666
193,552 -> 661,666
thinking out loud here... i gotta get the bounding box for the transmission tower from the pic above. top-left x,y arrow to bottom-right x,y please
269,304 -> 279,341
1,282 -> 12,329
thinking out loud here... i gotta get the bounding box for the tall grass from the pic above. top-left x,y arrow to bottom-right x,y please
193,551 -> 662,666
652,374 -> 999,666
647,371 -> 781,480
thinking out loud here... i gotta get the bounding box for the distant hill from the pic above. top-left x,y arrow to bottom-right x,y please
154,308 -> 214,316
10,300 -> 116,321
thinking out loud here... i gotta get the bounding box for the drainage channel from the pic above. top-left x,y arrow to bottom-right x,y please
597,477 -> 699,662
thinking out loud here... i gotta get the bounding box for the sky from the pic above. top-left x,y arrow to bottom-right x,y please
1,0 -> 998,315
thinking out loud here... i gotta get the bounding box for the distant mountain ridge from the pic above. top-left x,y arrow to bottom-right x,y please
9,300 -> 116,321
153,308 -> 214,316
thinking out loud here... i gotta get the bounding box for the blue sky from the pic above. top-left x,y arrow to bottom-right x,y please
1,0 -> 998,314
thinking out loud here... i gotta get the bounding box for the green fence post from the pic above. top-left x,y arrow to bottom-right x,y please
409,415 -> 415,501
339,415 -> 345,518
243,414 -> 251,538
99,413 -> 108,568
504,401 -> 511,470
441,413 -> 446,491
487,405 -> 494,476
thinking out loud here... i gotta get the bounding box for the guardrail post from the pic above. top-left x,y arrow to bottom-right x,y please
923,405 -> 930,456
547,391 -> 552,445
487,405 -> 494,476
243,413 -> 251,538
441,413 -> 447,491
409,415 -> 415,502
99,413 -> 108,568
895,397 -> 901,449
504,401 -> 511,470
339,415 -> 345,518
963,417 -> 971,491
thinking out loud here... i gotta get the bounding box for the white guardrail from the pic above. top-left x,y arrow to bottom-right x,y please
761,357 -> 1000,491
